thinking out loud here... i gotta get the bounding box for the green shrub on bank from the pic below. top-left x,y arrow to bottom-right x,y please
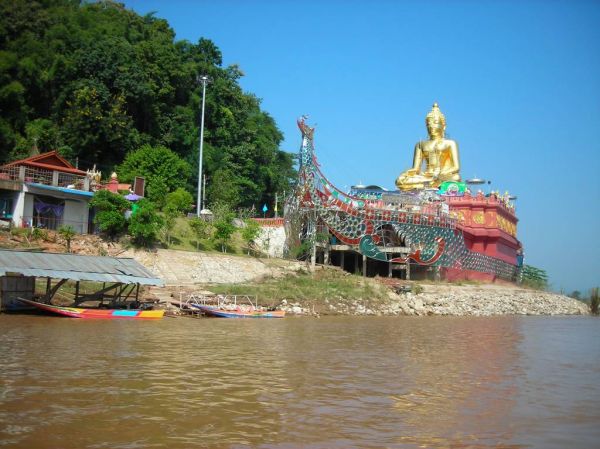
591,287 -> 599,315
89,190 -> 130,238
58,225 -> 76,253
521,265 -> 549,290
128,199 -> 163,247
207,268 -> 388,312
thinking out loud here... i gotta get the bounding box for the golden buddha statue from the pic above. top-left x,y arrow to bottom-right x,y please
395,103 -> 461,190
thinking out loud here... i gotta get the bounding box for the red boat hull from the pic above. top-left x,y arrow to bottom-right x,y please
17,298 -> 164,319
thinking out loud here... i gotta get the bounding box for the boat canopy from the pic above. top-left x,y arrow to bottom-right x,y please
0,250 -> 163,286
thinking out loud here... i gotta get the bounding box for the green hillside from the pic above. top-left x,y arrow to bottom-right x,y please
0,0 -> 295,209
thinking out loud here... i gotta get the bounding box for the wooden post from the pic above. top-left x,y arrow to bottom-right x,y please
324,247 -> 330,265
311,242 -> 316,271
362,254 -> 367,277
75,281 -> 80,302
40,278 -> 68,304
46,277 -> 51,295
340,251 -> 345,271
388,261 -> 392,278
406,261 -> 411,280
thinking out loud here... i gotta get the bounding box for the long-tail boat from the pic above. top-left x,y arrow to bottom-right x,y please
189,303 -> 285,318
17,297 -> 165,319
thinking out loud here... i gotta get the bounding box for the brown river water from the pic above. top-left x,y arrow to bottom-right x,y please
1,314 -> 599,449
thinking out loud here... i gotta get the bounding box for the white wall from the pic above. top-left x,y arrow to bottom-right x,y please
255,226 -> 286,258
63,199 -> 88,234
12,191 -> 33,227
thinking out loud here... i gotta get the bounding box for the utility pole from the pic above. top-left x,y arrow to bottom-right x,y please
197,75 -> 209,217
202,174 -> 206,211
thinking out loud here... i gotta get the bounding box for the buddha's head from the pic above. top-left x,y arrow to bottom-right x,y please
425,103 -> 446,139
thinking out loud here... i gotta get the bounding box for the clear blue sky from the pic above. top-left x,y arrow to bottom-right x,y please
124,0 -> 599,294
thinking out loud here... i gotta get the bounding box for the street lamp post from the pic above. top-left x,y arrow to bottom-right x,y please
197,75 -> 209,217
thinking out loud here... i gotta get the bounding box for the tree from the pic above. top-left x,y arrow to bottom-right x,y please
0,0 -> 296,206
590,287 -> 599,315
241,219 -> 261,255
118,144 -> 191,200
161,206 -> 177,247
146,176 -> 169,209
214,217 -> 235,253
128,199 -> 163,247
188,217 -> 212,250
206,168 -> 239,208
211,202 -> 235,253
165,187 -> 193,214
521,265 -> 549,290
89,190 -> 130,238
58,225 -> 76,253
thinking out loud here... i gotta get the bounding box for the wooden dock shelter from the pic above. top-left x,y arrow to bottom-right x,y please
0,250 -> 163,312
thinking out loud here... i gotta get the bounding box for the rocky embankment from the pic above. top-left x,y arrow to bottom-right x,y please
2,231 -> 587,316
315,283 -> 589,317
133,249 -> 589,317
138,249 -> 588,316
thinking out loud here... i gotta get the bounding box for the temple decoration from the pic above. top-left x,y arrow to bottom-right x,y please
86,165 -> 102,191
286,109 -> 522,282
396,103 -> 461,190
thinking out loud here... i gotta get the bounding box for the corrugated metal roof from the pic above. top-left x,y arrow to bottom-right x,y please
0,250 -> 164,286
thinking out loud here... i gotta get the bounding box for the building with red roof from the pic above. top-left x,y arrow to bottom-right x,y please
0,151 -> 94,233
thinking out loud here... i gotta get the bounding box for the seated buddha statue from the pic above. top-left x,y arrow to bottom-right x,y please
395,103 -> 461,190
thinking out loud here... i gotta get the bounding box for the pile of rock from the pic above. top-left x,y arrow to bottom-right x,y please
334,284 -> 590,317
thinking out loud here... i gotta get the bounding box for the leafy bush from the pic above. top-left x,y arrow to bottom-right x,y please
128,199 -> 163,247
146,176 -> 169,209
188,217 -> 213,249
591,287 -> 599,315
521,265 -> 548,290
214,218 -> 235,253
412,284 -> 424,295
165,188 -> 194,214
30,227 -> 48,241
89,190 -> 130,238
118,144 -> 191,203
58,225 -> 76,252
211,202 -> 236,252
241,219 -> 261,254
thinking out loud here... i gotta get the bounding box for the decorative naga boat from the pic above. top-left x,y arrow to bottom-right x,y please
189,303 -> 285,318
285,115 -> 521,281
17,298 -> 165,319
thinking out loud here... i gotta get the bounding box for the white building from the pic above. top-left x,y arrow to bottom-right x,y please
0,151 -> 94,233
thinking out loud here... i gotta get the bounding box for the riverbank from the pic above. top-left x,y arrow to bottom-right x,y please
370,282 -> 590,317
132,249 -> 588,317
0,230 -> 589,317
206,279 -> 589,317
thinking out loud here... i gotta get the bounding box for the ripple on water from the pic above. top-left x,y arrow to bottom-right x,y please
0,315 -> 599,448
